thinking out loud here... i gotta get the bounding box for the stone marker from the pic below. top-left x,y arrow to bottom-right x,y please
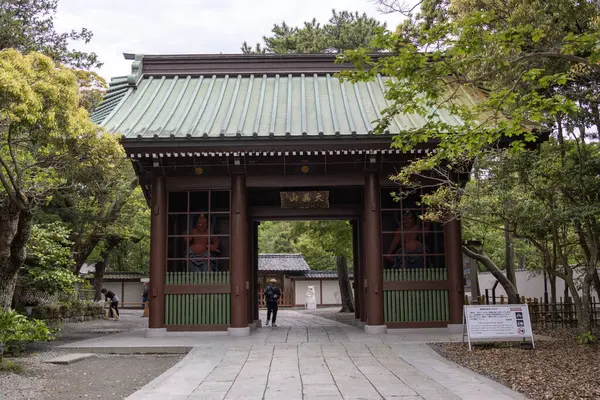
45,353 -> 96,365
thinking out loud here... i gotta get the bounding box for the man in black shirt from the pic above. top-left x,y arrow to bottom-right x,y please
264,279 -> 281,327
101,288 -> 120,320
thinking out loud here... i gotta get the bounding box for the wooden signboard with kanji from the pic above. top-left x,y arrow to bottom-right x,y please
280,191 -> 329,209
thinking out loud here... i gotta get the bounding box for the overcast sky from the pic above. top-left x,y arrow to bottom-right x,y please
54,0 -> 405,81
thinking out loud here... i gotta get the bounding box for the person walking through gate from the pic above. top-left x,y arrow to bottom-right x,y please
264,278 -> 281,327
101,288 -> 120,320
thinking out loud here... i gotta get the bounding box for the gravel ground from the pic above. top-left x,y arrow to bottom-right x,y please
430,328 -> 600,400
296,307 -> 358,326
0,309 -> 184,400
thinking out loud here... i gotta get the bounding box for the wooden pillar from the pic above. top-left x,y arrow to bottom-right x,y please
230,173 -> 249,332
359,216 -> 367,323
352,219 -> 361,320
247,217 -> 254,325
445,218 -> 464,325
364,172 -> 385,332
149,174 -> 166,329
253,222 -> 260,322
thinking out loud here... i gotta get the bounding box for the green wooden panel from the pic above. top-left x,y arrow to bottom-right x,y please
383,289 -> 450,323
164,271 -> 232,326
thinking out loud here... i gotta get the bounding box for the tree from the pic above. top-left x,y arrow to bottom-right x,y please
341,0 -> 600,331
44,159 -> 138,275
0,50 -> 121,310
0,0 -> 100,69
242,9 -> 386,54
79,187 -> 150,299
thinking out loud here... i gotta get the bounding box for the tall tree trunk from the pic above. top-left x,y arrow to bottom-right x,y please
93,260 -> 106,301
504,222 -> 517,287
336,255 -> 354,313
93,237 -> 123,301
463,246 -> 520,304
592,270 -> 600,303
579,274 -> 594,334
0,201 -> 33,310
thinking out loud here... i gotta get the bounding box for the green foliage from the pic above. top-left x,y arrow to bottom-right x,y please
578,331 -> 597,345
0,0 -> 100,69
26,222 -> 73,270
242,9 -> 386,54
0,309 -> 54,359
0,358 -> 25,374
339,0 -> 600,180
24,267 -> 81,296
0,49 -> 121,206
31,300 -> 103,320
22,214 -> 79,297
258,220 -> 352,270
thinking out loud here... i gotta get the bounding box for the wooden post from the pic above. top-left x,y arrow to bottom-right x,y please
359,216 -> 367,324
352,219 -> 361,320
364,171 -> 384,332
444,218 -> 464,325
230,172 -> 249,333
149,174 -> 167,329
247,218 -> 254,325
253,222 -> 259,322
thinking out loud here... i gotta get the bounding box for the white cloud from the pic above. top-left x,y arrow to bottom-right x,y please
54,0 -> 405,81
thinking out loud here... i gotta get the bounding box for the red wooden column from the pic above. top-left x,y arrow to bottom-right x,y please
148,174 -> 167,335
229,172 -> 250,336
253,222 -> 260,325
352,219 -> 361,321
247,219 -> 256,327
364,171 -> 386,334
445,218 -> 464,327
358,216 -> 367,324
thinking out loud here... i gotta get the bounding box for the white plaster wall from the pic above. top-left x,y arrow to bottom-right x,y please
293,280 -> 356,305
123,282 -> 144,305
477,270 -> 568,300
294,280 -> 322,305
321,280 -> 355,304
101,282 -> 122,300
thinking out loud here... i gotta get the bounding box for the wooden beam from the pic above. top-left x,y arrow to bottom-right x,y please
249,205 -> 360,220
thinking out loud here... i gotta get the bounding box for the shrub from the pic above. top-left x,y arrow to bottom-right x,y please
0,310 -> 54,360
0,359 -> 25,374
578,331 -> 597,345
25,267 -> 82,296
31,300 -> 104,321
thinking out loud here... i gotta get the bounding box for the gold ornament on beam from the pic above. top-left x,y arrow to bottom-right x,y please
194,167 -> 204,176
301,165 -> 310,173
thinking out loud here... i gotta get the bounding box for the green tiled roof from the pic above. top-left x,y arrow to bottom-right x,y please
93,64 -> 482,140
91,76 -> 131,125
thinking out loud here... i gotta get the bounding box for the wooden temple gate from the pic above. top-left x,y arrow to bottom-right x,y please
92,53 -> 465,335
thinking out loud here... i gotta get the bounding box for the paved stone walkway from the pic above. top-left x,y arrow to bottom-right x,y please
112,310 -> 526,400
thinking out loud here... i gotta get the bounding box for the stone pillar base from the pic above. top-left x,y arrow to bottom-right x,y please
356,320 -> 366,328
364,325 -> 387,335
228,327 -> 251,337
249,321 -> 257,330
254,319 -> 262,328
145,328 -> 167,338
447,324 -> 463,334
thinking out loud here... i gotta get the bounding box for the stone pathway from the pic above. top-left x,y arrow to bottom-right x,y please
115,310 -> 526,400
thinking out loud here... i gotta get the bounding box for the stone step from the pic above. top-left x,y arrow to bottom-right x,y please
45,353 -> 96,365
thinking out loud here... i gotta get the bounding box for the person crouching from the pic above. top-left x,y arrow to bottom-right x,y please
101,288 -> 120,321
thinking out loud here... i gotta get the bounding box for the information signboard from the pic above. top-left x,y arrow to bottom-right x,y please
462,304 -> 535,351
